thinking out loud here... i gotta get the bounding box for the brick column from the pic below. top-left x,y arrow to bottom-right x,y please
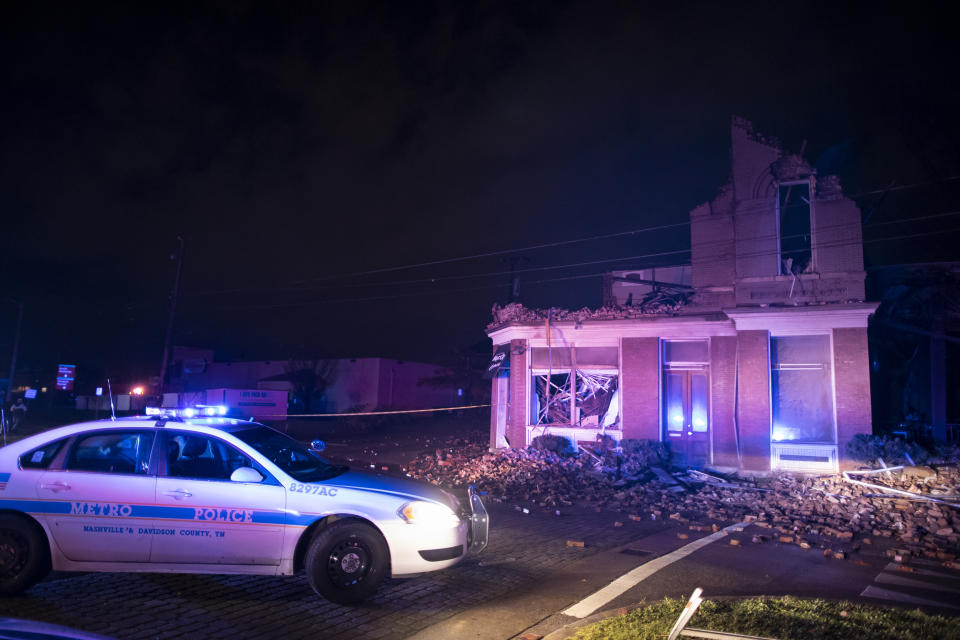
833,328 -> 873,468
737,330 -> 771,471
710,336 -> 738,467
506,339 -> 528,449
620,337 -> 660,440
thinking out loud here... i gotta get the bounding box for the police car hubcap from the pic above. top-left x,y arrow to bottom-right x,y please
328,540 -> 370,584
340,552 -> 361,573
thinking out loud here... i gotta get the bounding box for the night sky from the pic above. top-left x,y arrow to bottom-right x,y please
2,2 -> 959,389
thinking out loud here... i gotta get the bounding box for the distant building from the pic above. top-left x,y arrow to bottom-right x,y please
486,117 -> 876,473
166,347 -> 460,414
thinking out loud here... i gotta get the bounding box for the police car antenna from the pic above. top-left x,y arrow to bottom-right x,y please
107,378 -> 116,421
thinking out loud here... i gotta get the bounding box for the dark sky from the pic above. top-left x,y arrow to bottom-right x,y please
2,1 -> 959,387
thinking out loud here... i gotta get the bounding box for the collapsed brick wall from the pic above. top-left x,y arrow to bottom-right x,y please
689,117 -> 867,309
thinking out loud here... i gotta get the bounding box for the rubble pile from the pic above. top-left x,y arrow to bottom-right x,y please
407,447 -> 607,508
405,443 -> 960,561
488,298 -> 691,329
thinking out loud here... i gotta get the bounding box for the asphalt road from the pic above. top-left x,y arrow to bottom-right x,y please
4,505 -> 959,640
4,419 -> 959,639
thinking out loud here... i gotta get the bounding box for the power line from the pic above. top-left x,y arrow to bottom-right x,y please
281,175 -> 960,284
216,224 -> 960,312
184,209 -> 960,299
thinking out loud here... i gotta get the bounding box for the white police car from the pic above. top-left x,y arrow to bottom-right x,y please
0,408 -> 487,604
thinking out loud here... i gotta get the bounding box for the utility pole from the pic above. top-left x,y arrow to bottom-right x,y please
158,236 -> 184,397
4,299 -> 23,402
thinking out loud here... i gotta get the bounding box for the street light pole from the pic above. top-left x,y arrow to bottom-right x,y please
158,236 -> 184,398
4,299 -> 23,403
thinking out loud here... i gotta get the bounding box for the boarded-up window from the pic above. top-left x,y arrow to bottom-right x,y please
531,348 -> 572,368
771,335 -> 835,443
663,340 -> 709,365
575,347 -> 619,368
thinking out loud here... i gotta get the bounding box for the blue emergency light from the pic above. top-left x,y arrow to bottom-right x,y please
145,405 -> 228,418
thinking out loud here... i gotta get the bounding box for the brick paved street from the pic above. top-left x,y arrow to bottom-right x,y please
0,502 -> 664,639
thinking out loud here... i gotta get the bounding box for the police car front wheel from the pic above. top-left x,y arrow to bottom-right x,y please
0,514 -> 50,596
305,520 -> 387,604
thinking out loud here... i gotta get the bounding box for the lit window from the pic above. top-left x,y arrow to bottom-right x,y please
771,335 -> 835,443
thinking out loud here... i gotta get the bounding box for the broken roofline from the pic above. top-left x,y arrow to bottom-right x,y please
487,302 -> 879,340
487,298 -> 697,331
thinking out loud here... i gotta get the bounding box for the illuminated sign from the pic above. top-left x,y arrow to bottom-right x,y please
56,364 -> 76,391
24,388 -> 37,399
484,344 -> 511,379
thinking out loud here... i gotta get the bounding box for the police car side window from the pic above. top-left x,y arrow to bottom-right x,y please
19,438 -> 67,470
67,431 -> 155,475
166,432 -> 256,481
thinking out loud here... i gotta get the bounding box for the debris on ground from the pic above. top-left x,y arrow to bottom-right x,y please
403,436 -> 960,562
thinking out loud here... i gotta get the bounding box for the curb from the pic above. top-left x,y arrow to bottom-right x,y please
540,605 -> 636,640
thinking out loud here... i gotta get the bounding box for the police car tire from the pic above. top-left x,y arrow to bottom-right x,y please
305,520 -> 387,604
0,514 -> 50,596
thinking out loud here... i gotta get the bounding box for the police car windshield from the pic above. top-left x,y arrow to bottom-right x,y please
230,426 -> 347,482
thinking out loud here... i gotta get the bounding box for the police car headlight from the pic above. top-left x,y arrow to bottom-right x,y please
398,501 -> 460,528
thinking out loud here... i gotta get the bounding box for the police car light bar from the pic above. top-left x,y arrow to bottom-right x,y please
145,405 -> 228,418
196,404 -> 229,416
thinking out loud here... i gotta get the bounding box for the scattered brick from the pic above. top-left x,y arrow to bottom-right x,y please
402,438 -> 960,561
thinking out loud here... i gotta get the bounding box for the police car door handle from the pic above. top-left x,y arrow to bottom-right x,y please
40,481 -> 71,492
163,489 -> 193,499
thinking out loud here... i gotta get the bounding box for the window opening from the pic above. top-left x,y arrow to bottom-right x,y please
534,372 -> 572,424
67,431 -> 155,475
166,432 -> 255,481
20,438 -> 67,470
778,181 -> 812,275
574,371 -> 619,428
531,347 -> 620,429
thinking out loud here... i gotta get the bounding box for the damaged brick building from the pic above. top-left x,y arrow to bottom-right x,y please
486,117 -> 877,473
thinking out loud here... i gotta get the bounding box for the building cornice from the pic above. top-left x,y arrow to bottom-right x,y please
723,302 -> 879,332
488,314 -> 737,346
487,303 -> 880,345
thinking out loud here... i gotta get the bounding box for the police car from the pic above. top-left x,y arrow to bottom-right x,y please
0,408 -> 488,604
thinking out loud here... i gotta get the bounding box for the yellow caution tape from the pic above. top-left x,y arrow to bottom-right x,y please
259,403 -> 491,418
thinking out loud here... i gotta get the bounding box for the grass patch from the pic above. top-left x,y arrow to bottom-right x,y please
572,596 -> 960,640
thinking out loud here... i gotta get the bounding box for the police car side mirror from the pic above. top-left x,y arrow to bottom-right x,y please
310,439 -> 326,452
230,467 -> 264,483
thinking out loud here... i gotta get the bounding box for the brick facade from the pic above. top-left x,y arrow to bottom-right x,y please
832,328 -> 872,467
737,330 -> 771,471
620,337 -> 661,440
710,336 -> 739,467
506,339 -> 528,449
